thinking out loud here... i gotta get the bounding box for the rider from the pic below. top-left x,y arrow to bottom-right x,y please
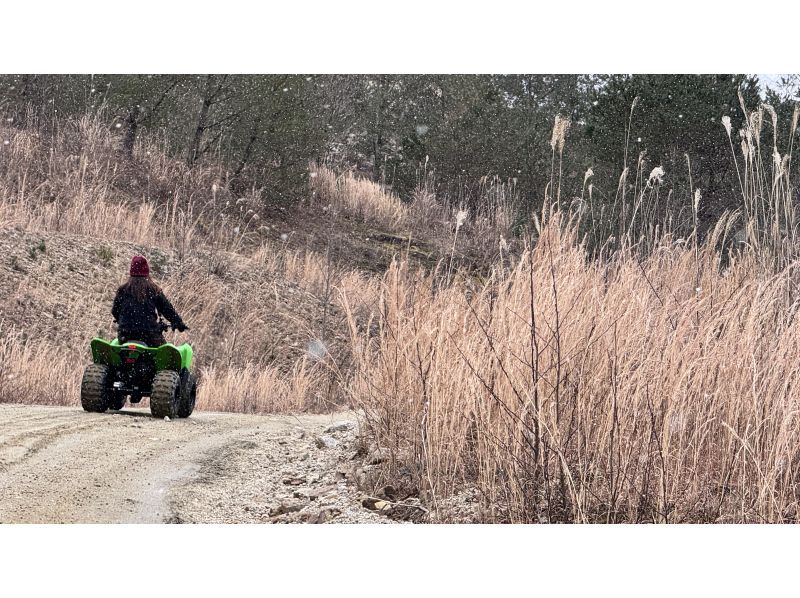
112,256 -> 188,346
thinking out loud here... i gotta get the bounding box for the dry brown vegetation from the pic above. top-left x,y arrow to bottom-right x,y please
3,102 -> 800,523
340,215 -> 800,522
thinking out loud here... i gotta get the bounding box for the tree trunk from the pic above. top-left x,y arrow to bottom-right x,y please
122,104 -> 140,157
372,75 -> 387,182
234,116 -> 261,177
188,76 -> 214,166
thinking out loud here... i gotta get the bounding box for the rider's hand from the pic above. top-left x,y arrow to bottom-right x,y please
174,322 -> 189,332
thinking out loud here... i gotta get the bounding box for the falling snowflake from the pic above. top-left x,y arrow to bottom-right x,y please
416,124 -> 429,136
307,339 -> 328,361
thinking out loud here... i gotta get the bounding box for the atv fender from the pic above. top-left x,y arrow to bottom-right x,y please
90,338 -> 193,371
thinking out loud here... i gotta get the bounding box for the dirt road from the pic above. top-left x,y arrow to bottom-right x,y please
0,404 -> 393,524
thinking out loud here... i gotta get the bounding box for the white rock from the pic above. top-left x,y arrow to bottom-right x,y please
315,435 -> 338,449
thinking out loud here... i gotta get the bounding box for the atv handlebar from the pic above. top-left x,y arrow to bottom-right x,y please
158,320 -> 190,333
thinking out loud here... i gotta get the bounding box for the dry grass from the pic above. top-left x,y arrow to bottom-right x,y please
310,166 -> 409,230
340,213 -> 800,523
722,97 -> 799,270
196,358 -> 327,414
0,330 -> 79,406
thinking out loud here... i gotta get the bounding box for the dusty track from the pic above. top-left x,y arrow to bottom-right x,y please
0,405 -> 389,524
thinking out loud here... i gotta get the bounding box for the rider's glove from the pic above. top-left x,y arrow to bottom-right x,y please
173,322 -> 189,332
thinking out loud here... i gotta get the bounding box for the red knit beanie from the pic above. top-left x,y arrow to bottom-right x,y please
130,256 -> 150,277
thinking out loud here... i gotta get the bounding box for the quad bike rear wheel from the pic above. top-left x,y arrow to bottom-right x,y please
81,364 -> 111,413
150,370 -> 181,418
177,369 -> 197,418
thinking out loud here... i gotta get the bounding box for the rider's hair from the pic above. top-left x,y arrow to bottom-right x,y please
120,275 -> 162,303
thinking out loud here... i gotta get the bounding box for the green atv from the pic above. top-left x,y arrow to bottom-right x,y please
81,321 -> 197,418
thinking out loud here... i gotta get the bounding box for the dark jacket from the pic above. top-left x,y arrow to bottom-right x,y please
112,286 -> 185,337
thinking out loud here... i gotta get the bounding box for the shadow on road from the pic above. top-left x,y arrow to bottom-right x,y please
108,409 -> 153,419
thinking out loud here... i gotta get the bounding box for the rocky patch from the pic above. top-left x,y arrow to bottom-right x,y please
166,413 -> 407,524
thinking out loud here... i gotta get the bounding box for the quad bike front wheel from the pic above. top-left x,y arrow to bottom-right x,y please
81,364 -> 111,413
177,369 -> 197,418
150,370 -> 181,418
